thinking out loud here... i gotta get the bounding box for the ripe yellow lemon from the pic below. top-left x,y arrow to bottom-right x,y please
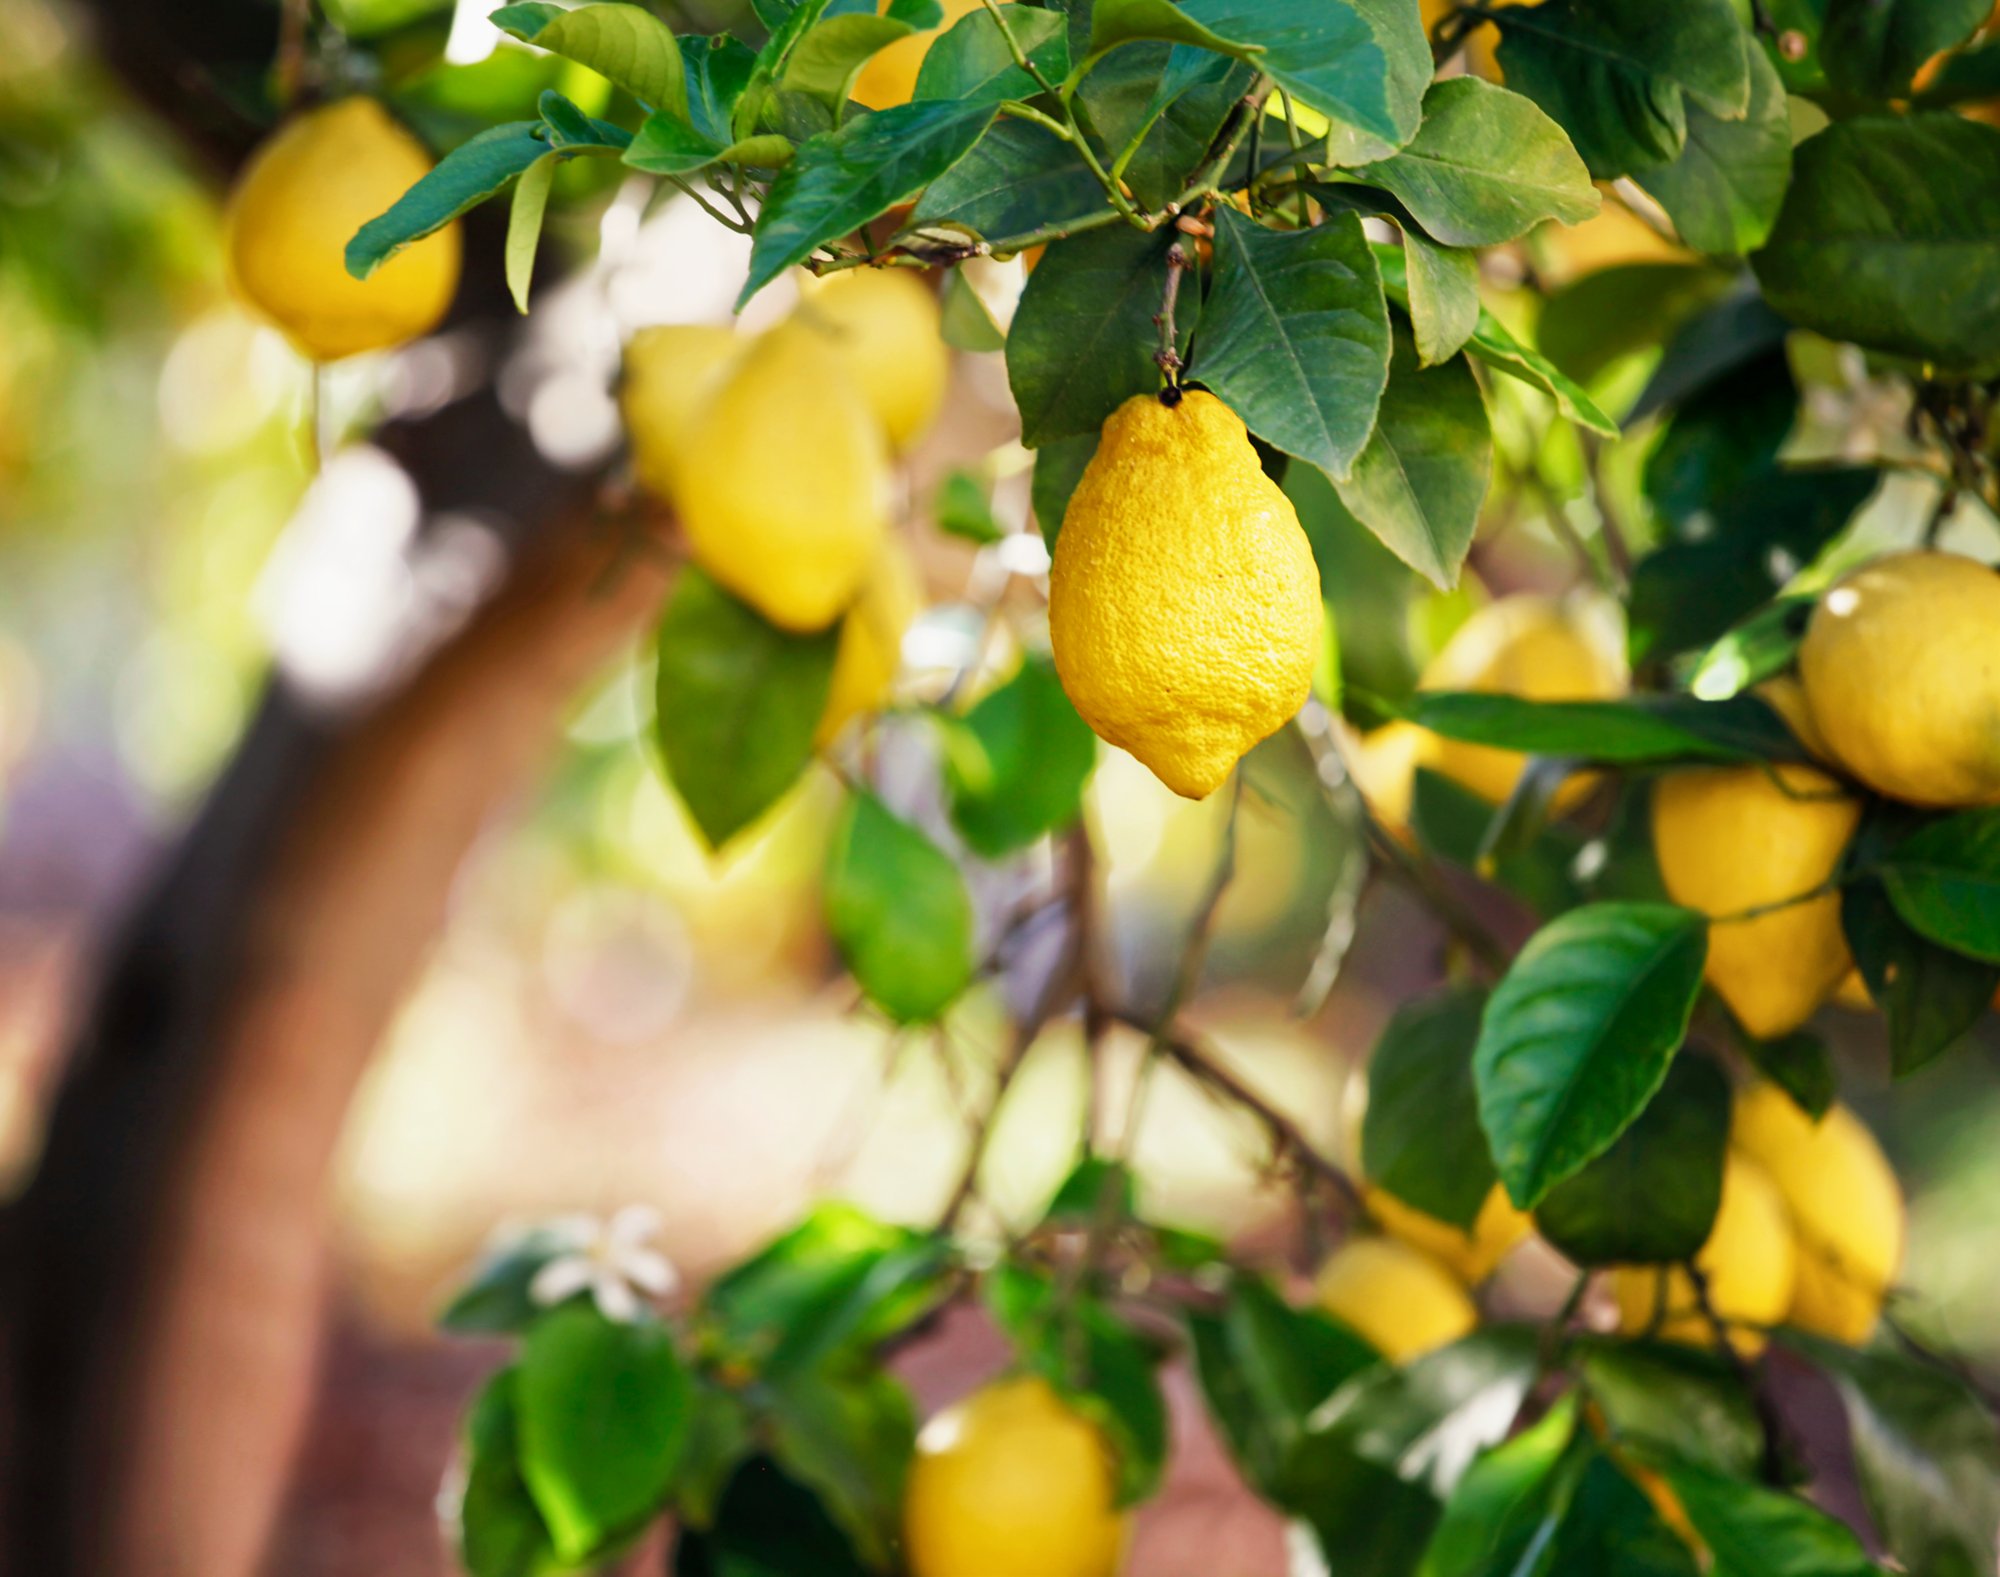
1349,720 -> 1431,838
225,97 -> 461,362
1365,1184 -> 1532,1286
1754,673 -> 1834,764
621,325 -> 741,504
816,539 -> 923,747
1049,390 -> 1321,800
1416,593 -> 1627,808
1315,1236 -> 1479,1362
1652,763 -> 1861,1040
674,322 -> 890,632
1731,1082 -> 1903,1345
1799,551 -> 2000,806
1612,1151 -> 1795,1354
796,269 -> 950,451
853,0 -> 985,109
903,1376 -> 1127,1577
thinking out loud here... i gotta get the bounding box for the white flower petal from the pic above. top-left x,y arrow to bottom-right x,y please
529,1255 -> 595,1308
592,1271 -> 642,1324
619,1248 -> 680,1296
607,1203 -> 664,1250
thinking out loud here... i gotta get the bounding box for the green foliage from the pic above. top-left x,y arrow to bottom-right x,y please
1879,808 -> 2000,965
348,121 -> 548,278
942,655 -> 1098,856
824,791 -> 975,1023
914,4 -> 1071,103
1634,41 -> 1791,258
1658,1459 -> 1889,1577
1362,984 -> 1494,1230
1408,691 -> 1801,767
1821,0 -> 1991,99
492,3 -> 689,116
460,1370 -> 562,1577
674,1460 -> 873,1577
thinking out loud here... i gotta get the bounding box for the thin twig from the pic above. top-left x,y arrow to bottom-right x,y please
1153,244 -> 1190,389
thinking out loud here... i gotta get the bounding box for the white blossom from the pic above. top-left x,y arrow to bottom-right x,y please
528,1204 -> 679,1323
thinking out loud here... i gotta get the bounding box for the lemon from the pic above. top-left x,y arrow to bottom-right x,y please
1349,720 -> 1431,837
903,1376 -> 1127,1577
1799,551 -> 2000,806
1754,673 -> 1834,764
1652,763 -> 1861,1040
621,325 -> 741,503
225,97 -> 461,363
1365,1184 -> 1532,1286
1417,593 -> 1627,808
796,269 -> 950,451
1049,391 -> 1321,800
674,322 -> 890,632
817,539 -> 923,747
1612,1151 -> 1795,1354
1732,1082 -> 1903,1345
853,0 -> 985,109
1314,1236 -> 1479,1362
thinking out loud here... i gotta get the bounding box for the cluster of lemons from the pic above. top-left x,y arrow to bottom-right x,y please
619,268 -> 948,744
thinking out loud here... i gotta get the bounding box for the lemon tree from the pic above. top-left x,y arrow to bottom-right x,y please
174,0 -> 2000,1570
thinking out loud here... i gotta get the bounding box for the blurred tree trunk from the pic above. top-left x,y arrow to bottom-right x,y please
1,5 -> 670,1573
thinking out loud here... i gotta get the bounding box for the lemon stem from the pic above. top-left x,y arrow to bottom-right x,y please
1153,243 -> 1189,393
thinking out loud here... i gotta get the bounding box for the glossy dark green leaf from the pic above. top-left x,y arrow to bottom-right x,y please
1545,1452 -> 1703,1576
1083,0 -> 1242,58
1410,691 -> 1801,767
459,1369 -> 561,1577
1739,1030 -> 1837,1120
1659,1459 -> 1889,1577
347,121 -> 545,279
1401,227 -> 1481,368
1031,431 -> 1099,546
439,1225 -> 580,1335
1753,114 -> 2000,373
763,1368 -> 915,1567
1578,1338 -> 1764,1479
1879,808 -> 2000,964
914,3 -> 1069,102
681,34 -> 759,148
943,656 -> 1098,856
1822,0 -> 1988,98
1476,902 -> 1708,1207
516,1307 -> 692,1561
741,99 -> 997,305
1187,1273 -> 1381,1502
824,791 -> 975,1022
1356,78 -> 1599,247
1636,41 -> 1791,257
674,1459 -> 871,1577
1844,871 -> 2000,1079
1106,52 -> 1252,212
1008,224 -> 1188,448
625,115 -> 790,177
907,119 -> 1110,244
1195,207 -> 1390,482
781,11 -> 921,109
1362,985 -> 1494,1231
1916,36 -> 2000,107
653,569 -> 837,852
1534,1053 -> 1729,1264
493,2 -> 688,115
1332,329 -> 1491,590
1784,1334 -> 2000,1577
1642,348 -> 1798,532
1418,1397 -> 1582,1577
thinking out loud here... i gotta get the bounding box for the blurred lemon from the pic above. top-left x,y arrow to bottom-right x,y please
1366,1183 -> 1532,1285
621,325 -> 740,503
1315,1236 -> 1479,1362
797,268 -> 950,451
816,539 -> 923,747
853,0 -> 985,108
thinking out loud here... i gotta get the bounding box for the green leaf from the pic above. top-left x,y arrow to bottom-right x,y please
1101,51 -> 1253,211
1332,329 -> 1491,590
491,2 -> 688,117
933,469 -> 1003,543
516,1307 -> 692,1561
652,569 -> 837,852
1783,1335 -> 2000,1577
1537,262 -> 1734,388
439,1225 -> 579,1336
1739,1030 -> 1837,1121
625,114 -> 792,178
673,1383 -> 755,1533
763,1369 -> 915,1567
1374,241 -> 1618,435
1658,1459 -> 1889,1577
908,119 -> 1110,243
1636,40 -> 1792,257
915,3 -> 1070,102
1822,0 -> 1989,98
1042,1155 -> 1137,1223
682,33 -> 759,148
986,1263 -> 1169,1505
1196,207 -> 1391,482
674,1459 -> 872,1577
1400,228 -> 1481,368
740,99 -> 997,306
347,121 -> 546,280
779,11 -> 920,109
1418,1396 -> 1582,1577
1844,860 -> 2000,1079
459,1370 -> 561,1577
1879,808 -> 2000,964
1533,1052 -> 1729,1264
1032,431 -> 1098,546
1410,768 -> 1588,919
1628,467 -> 1877,665
937,269 -> 1006,353
1688,599 -> 1816,707
1362,985 -> 1495,1231
1476,902 -> 1708,1208
1628,292 -> 1793,429
1578,1338 -> 1764,1479
1410,690 -> 1800,766
505,151 -> 558,314
1545,1452 -> 1704,1576
1187,1272 -> 1382,1503
1753,114 -> 2000,374
1643,346 -> 1798,532
1491,0 -> 1752,179
1354,78 -> 1599,247
1085,0 -> 1244,59
824,791 -> 975,1023
1009,225 -> 1189,448
1917,36 -> 2000,108
942,656 -> 1098,856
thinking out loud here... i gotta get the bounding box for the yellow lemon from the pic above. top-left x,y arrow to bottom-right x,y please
1612,1151 -> 1795,1354
1417,593 -> 1627,808
1315,1236 -> 1479,1362
225,97 -> 461,362
1349,720 -> 1433,838
1731,1082 -> 1904,1345
1799,551 -> 2000,806
621,325 -> 741,503
796,268 -> 950,451
816,539 -> 923,747
1754,673 -> 1835,764
1049,390 -> 1321,800
675,322 -> 890,632
853,0 -> 985,109
1365,1184 -> 1533,1286
1652,763 -> 1861,1040
903,1376 -> 1127,1577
